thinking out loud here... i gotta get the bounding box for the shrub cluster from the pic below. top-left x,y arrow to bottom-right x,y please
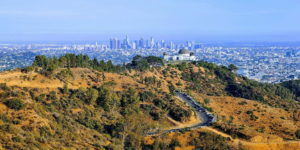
4,99 -> 25,110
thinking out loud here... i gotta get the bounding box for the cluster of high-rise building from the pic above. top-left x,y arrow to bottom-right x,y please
109,36 -> 202,50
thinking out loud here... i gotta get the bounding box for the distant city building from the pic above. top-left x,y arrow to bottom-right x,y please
110,38 -> 120,49
150,37 -> 155,48
139,38 -> 145,48
161,40 -> 166,48
1,38 -> 299,83
134,40 -> 139,49
132,42 -> 137,49
163,48 -> 197,61
122,35 -> 130,49
169,41 -> 175,49
194,43 -> 203,49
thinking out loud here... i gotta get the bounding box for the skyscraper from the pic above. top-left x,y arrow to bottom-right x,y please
161,40 -> 166,48
95,42 -> 99,50
132,42 -> 137,50
139,38 -> 145,48
150,37 -> 155,49
134,40 -> 139,49
169,41 -> 175,50
122,35 -> 130,49
110,38 -> 120,50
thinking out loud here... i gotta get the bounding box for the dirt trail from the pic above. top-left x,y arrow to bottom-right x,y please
202,127 -> 233,140
165,112 -> 201,130
202,126 -> 300,150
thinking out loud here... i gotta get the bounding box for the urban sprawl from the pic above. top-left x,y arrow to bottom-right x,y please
0,36 -> 300,83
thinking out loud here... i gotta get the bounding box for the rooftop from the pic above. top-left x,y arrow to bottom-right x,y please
178,48 -> 190,54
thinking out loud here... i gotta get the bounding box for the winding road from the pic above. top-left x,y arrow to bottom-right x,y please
175,90 -> 216,127
147,90 -> 216,135
146,91 -> 300,150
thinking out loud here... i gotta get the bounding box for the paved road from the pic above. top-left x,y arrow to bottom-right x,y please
147,90 -> 216,135
175,90 -> 216,127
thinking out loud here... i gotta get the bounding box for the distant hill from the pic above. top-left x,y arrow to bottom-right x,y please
0,54 -> 300,150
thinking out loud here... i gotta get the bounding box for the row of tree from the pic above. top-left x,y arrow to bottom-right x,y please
29,54 -> 164,75
31,54 -> 124,75
126,55 -> 164,71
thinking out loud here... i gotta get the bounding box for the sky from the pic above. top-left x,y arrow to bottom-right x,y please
0,0 -> 300,42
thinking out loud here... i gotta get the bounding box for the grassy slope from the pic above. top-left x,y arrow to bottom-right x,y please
0,67 -> 193,149
0,62 -> 300,149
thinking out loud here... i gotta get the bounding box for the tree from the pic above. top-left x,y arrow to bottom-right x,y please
128,55 -> 163,71
63,83 -> 69,94
121,114 -> 154,149
145,56 -> 163,66
121,88 -> 139,106
168,83 -> 176,95
280,80 -> 300,97
33,55 -> 47,68
97,87 -> 118,111
85,88 -> 99,104
30,54 -> 125,75
228,64 -> 238,72
102,73 -> 106,81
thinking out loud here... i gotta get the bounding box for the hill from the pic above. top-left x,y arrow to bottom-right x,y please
0,54 -> 300,150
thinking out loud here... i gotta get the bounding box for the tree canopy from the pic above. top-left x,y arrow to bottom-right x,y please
32,54 -> 124,75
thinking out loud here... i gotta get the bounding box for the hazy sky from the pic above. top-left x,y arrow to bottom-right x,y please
0,0 -> 300,42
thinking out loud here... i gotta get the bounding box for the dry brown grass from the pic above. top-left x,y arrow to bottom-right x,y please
192,92 -> 300,140
0,68 -> 144,92
2,66 -> 300,150
0,71 -> 63,89
163,127 -> 300,150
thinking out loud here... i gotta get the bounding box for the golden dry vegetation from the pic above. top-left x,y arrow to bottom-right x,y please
193,93 -> 300,140
1,58 -> 300,150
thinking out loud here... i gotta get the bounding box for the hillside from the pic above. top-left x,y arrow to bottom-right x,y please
0,54 -> 300,150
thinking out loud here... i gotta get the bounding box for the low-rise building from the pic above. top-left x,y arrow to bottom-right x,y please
163,48 -> 197,61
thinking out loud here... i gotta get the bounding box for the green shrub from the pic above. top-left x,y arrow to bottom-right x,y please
149,111 -> 162,121
0,83 -> 10,91
85,88 -> 99,104
48,91 -> 57,101
168,106 -> 192,122
246,110 -> 253,115
203,106 -> 213,112
238,101 -> 247,105
176,82 -> 183,86
204,98 -> 210,104
295,129 -> 300,139
0,114 -> 9,123
12,136 -> 22,142
4,99 -> 25,110
139,91 -> 155,102
21,66 -> 34,73
0,124 -> 17,133
35,94 -> 46,102
169,139 -> 181,149
76,118 -> 103,133
12,120 -> 20,125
